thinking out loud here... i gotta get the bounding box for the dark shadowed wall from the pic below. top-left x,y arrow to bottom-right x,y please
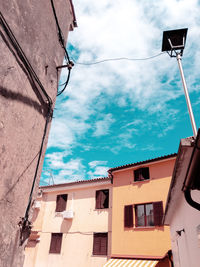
0,1 -> 76,266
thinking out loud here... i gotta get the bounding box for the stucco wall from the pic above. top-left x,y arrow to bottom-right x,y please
111,158 -> 175,258
24,182 -> 112,267
0,1 -> 75,266
169,191 -> 200,267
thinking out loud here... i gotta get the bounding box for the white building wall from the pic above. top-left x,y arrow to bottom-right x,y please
169,190 -> 200,267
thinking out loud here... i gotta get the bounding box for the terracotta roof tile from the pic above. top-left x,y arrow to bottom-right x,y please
108,153 -> 177,173
40,177 -> 110,189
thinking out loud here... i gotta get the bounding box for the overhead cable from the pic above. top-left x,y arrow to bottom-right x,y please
0,12 -> 53,244
50,0 -> 74,96
72,52 -> 165,65
0,12 -> 52,108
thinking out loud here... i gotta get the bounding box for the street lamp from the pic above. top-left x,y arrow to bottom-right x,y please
162,28 -> 197,138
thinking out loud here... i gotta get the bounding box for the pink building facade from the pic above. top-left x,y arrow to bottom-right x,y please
164,135 -> 200,267
24,178 -> 112,267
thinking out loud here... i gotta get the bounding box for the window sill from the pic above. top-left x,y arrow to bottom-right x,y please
55,212 -> 64,217
92,254 -> 107,257
134,226 -> 156,230
94,208 -> 109,211
124,226 -> 157,230
132,179 -> 150,185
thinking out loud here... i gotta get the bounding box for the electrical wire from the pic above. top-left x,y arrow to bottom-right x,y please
50,0 -> 72,96
0,12 -> 52,108
35,230 -> 112,235
24,110 -> 51,222
56,52 -> 164,95
71,52 -> 165,65
57,68 -> 71,96
0,12 -> 53,243
50,0 -> 70,63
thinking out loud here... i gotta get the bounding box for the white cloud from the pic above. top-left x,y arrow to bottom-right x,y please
89,160 -> 108,168
42,0 -> 200,182
93,114 -> 115,137
87,160 -> 109,178
43,155 -> 86,184
88,166 -> 108,178
121,119 -> 143,129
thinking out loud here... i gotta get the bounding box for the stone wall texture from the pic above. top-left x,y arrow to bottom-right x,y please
0,1 -> 76,266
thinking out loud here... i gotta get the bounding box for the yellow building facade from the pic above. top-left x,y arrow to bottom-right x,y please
109,154 -> 176,266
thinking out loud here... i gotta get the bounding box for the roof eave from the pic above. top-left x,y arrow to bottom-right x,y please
164,137 -> 194,224
108,153 -> 177,173
69,0 -> 78,28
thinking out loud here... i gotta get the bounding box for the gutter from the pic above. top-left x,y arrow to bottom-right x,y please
182,128 -> 200,211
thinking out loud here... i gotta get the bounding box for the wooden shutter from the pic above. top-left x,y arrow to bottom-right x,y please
93,233 -> 107,255
96,191 -> 101,209
134,168 -> 149,181
93,234 -> 101,255
134,169 -> 140,181
96,190 -> 109,209
102,189 -> 109,208
153,201 -> 163,226
49,233 -> 63,254
142,167 -> 149,180
124,205 -> 133,227
56,194 -> 67,212
100,233 -> 107,255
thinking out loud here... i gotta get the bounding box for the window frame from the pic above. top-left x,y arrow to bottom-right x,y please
55,194 -> 68,212
93,232 -> 108,256
134,167 -> 150,182
49,233 -> 63,254
95,189 -> 109,209
135,201 -> 163,227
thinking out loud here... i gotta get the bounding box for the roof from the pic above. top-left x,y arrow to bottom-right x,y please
40,177 -> 111,189
69,0 -> 78,28
40,153 -> 177,190
108,153 -> 177,173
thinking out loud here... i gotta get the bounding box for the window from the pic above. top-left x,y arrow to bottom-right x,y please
49,233 -> 63,254
135,202 -> 163,227
134,167 -> 149,182
93,233 -> 108,255
55,194 -> 67,212
124,205 -> 133,228
95,189 -> 109,209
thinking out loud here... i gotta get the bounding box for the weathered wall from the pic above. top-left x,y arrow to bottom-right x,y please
0,1 -> 76,266
169,191 -> 200,267
23,180 -> 112,267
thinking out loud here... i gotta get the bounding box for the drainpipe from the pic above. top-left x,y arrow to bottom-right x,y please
108,170 -> 113,184
184,188 -> 200,211
182,130 -> 200,211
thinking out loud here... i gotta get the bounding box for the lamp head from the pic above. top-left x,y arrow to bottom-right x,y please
162,28 -> 188,57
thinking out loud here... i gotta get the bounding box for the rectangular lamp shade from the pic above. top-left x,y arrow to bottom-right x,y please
162,28 -> 188,52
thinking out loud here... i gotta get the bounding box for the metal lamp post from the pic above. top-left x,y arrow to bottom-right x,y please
162,28 -> 197,138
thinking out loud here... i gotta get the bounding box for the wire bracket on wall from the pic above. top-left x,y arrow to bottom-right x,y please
56,61 -> 74,96
56,60 -> 74,70
18,217 -> 32,245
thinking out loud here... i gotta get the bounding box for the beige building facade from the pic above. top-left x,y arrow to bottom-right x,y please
24,178 -> 112,267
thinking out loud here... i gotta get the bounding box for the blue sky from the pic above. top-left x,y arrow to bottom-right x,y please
41,0 -> 200,185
